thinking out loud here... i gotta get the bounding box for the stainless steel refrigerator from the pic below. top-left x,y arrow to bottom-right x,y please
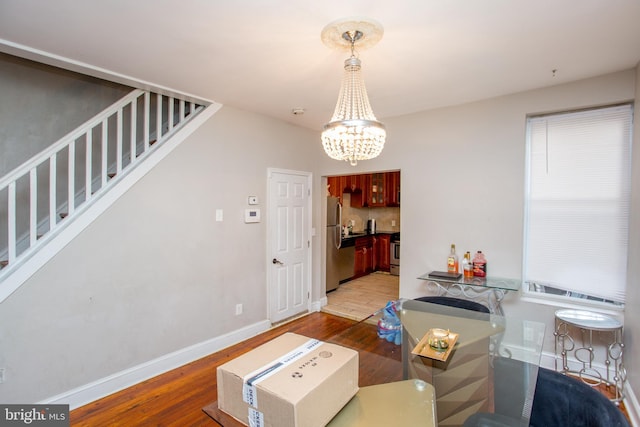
326,196 -> 343,292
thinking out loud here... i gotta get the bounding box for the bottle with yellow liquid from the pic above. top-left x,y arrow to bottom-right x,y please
447,244 -> 459,274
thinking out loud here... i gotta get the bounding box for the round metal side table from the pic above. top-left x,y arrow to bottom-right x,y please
554,309 -> 625,404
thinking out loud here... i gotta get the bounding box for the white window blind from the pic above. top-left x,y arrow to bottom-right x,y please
524,104 -> 632,304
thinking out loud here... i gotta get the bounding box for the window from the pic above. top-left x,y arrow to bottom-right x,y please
524,104 -> 633,305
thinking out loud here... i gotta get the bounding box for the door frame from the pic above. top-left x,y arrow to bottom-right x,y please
266,168 -> 313,323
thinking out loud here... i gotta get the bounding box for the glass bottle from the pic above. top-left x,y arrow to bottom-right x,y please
447,244 -> 459,274
473,251 -> 487,277
462,251 -> 473,278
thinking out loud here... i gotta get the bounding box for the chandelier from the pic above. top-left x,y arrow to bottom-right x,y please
321,18 -> 386,166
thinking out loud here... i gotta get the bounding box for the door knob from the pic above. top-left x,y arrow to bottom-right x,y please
272,258 -> 284,265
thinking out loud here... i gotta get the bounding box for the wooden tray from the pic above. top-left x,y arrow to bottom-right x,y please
411,330 -> 459,362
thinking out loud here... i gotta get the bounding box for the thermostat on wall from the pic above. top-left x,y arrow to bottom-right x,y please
245,208 -> 261,223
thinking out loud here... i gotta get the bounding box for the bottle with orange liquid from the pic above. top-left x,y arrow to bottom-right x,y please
462,251 -> 474,278
447,244 -> 459,274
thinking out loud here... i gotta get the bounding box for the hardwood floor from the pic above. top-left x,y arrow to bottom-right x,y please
71,273 -> 630,426
70,313 -> 359,426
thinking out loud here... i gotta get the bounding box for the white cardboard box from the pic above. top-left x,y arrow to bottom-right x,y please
217,332 -> 359,427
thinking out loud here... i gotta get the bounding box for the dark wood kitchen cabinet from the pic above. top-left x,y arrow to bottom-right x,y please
369,173 -> 386,207
350,174 -> 370,208
354,236 -> 374,278
375,234 -> 391,272
385,171 -> 401,207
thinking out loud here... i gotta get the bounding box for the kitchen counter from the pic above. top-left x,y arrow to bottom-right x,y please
340,231 -> 398,247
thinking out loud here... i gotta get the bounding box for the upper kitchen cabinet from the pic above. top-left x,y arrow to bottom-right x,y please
369,173 -> 386,207
385,171 -> 401,207
350,174 -> 369,208
329,171 -> 400,208
327,176 -> 345,203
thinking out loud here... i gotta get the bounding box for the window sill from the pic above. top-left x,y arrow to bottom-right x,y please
520,291 -> 624,316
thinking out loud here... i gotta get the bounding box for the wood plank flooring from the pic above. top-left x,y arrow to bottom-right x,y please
70,313 -> 358,426
70,273 -> 630,426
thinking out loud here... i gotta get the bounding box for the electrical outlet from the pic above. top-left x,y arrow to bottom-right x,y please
0,368 -> 5,384
235,304 -> 243,315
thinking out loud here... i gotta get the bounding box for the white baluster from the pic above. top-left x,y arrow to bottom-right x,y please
168,97 -> 175,132
30,168 -> 37,247
116,108 -> 123,174
179,99 -> 185,123
86,129 -> 92,200
8,181 -> 16,263
49,154 -> 57,227
68,139 -> 75,215
101,118 -> 108,188
144,92 -> 150,151
156,93 -> 162,141
130,97 -> 137,164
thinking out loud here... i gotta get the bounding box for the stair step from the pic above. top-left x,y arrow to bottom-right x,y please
136,140 -> 157,158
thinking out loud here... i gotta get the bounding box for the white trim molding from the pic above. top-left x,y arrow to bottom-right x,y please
41,319 -> 270,410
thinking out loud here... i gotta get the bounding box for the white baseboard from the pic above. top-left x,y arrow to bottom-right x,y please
312,297 -> 328,312
41,319 -> 271,410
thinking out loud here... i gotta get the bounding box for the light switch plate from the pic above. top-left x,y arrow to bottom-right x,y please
245,208 -> 260,223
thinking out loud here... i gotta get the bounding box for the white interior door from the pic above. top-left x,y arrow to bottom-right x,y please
268,169 -> 311,323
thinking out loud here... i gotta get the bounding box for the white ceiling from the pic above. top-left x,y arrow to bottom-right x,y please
1,0 -> 639,131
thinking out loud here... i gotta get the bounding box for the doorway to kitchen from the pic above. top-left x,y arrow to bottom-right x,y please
323,170 -> 401,320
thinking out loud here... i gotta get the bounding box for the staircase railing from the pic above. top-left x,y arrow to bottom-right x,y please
0,89 -> 204,276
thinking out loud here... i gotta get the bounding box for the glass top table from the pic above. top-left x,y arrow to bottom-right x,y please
327,298 -> 546,427
417,273 -> 523,315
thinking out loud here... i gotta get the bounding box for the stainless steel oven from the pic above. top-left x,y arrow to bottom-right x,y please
390,233 -> 400,276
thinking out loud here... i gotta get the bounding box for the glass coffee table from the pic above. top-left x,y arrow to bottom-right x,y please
326,298 -> 546,427
206,299 -> 545,427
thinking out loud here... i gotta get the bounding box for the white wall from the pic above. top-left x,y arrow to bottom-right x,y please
0,105 -> 324,403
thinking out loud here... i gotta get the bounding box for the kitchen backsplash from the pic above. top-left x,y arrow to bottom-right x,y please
341,193 -> 400,232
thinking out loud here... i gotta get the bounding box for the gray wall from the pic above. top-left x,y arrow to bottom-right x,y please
0,63 -> 637,412
0,105 -> 325,403
0,52 -> 131,176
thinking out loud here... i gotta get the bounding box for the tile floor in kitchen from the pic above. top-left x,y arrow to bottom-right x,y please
322,271 -> 399,321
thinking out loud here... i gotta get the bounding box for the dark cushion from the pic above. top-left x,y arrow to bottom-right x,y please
414,296 -> 490,313
529,367 -> 629,427
473,357 -> 630,427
